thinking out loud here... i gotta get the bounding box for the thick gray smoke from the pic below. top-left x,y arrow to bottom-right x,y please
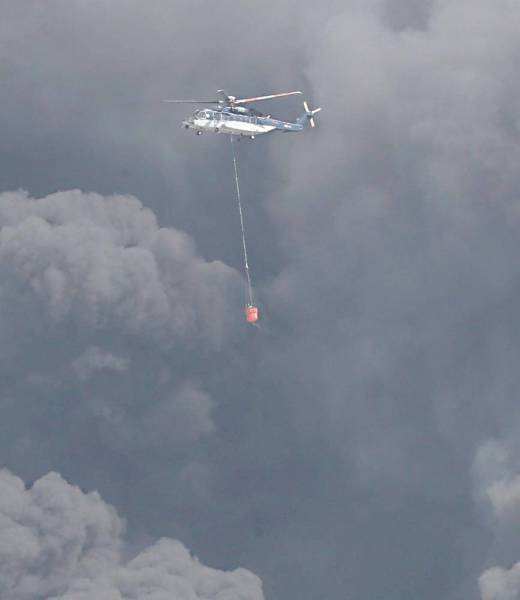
0,189 -> 241,551
0,468 -> 263,600
1,1 -> 520,600
0,189 -> 239,346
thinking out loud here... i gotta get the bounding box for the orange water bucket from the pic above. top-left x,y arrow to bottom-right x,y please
245,304 -> 259,323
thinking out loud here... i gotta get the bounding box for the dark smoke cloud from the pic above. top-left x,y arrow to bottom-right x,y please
0,188 -> 242,561
1,1 -> 520,599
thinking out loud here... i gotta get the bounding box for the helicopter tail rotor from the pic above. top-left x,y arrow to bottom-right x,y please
303,100 -> 322,128
301,101 -> 322,128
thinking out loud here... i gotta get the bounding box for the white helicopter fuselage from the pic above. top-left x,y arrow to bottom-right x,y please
185,114 -> 276,137
193,119 -> 276,136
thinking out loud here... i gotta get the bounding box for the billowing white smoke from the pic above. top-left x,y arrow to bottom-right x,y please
474,441 -> 520,521
480,565 -> 520,600
0,469 -> 264,600
0,189 -> 241,348
474,441 -> 520,600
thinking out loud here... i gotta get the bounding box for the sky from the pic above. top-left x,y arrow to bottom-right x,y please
1,1 -> 520,599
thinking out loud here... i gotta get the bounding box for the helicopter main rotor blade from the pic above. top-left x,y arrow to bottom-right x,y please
162,100 -> 219,104
217,90 -> 231,102
234,91 -> 302,104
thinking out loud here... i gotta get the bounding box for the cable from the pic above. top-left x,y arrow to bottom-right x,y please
230,137 -> 254,306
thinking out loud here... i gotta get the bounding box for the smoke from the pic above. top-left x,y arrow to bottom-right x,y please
0,189 -> 240,346
0,468 -> 264,600
474,441 -> 520,521
2,1 -> 520,599
474,440 -> 520,599
0,189 -> 241,525
480,565 -> 520,600
72,347 -> 129,381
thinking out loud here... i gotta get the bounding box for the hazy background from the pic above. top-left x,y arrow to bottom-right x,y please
1,1 -> 520,598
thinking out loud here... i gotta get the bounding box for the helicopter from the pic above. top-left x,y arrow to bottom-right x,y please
163,89 -> 322,139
